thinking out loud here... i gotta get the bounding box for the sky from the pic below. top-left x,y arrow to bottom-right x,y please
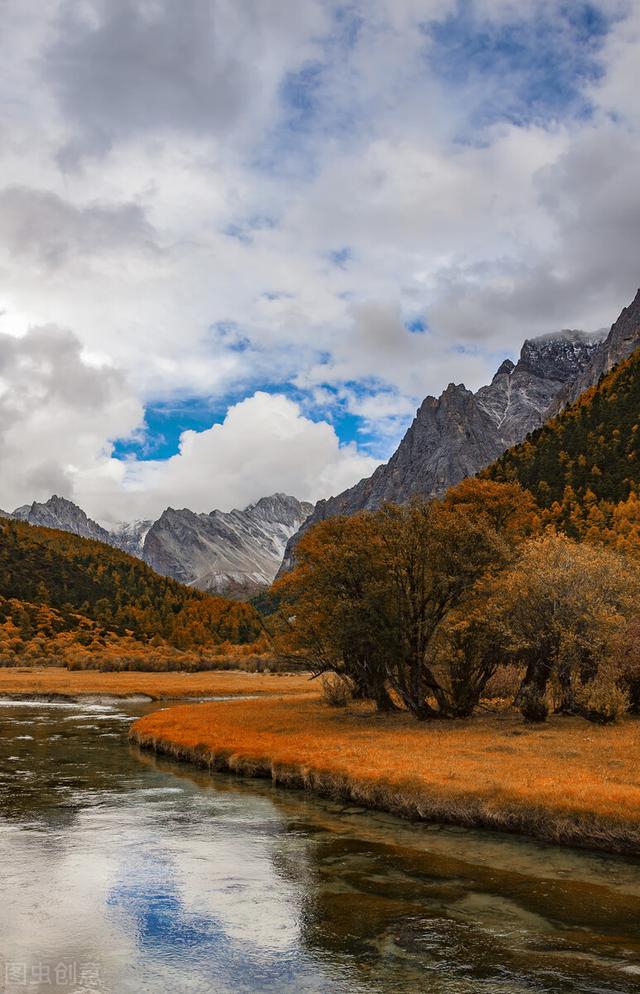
0,0 -> 639,524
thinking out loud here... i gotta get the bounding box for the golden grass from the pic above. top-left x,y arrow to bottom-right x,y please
0,666 -> 316,700
131,696 -> 640,854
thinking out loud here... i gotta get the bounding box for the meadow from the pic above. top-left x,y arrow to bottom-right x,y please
0,666 -> 314,700
131,694 -> 640,855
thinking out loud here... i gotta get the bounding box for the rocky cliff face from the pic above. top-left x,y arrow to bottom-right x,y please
548,288 -> 640,415
109,519 -> 154,557
143,494 -> 313,597
279,328 -> 604,573
12,495 -> 113,544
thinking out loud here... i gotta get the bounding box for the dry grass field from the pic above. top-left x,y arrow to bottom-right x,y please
131,696 -> 640,854
0,666 -> 316,700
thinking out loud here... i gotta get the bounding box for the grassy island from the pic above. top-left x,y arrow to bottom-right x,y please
130,696 -> 640,855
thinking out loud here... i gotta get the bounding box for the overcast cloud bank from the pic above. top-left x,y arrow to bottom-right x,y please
0,0 -> 639,520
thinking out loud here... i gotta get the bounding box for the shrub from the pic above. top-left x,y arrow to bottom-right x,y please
321,673 -> 353,708
611,619 -> 640,713
575,665 -> 630,724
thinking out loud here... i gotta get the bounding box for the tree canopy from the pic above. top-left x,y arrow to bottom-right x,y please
0,518 -> 262,664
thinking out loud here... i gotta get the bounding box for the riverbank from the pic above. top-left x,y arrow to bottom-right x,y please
131,696 -> 640,855
0,667 -> 315,700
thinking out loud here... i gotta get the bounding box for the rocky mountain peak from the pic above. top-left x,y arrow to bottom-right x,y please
493,359 -> 515,380
279,317 -> 614,576
12,495 -> 112,544
518,330 -> 604,382
142,494 -> 313,597
548,288 -> 640,415
238,493 -> 314,526
611,287 -> 640,347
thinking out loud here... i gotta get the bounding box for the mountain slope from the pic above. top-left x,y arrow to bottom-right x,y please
279,329 -> 602,572
486,346 -> 640,513
143,494 -> 313,597
110,519 -> 154,557
0,517 -> 261,651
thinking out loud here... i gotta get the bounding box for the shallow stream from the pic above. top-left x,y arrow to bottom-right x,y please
1,697 -> 640,993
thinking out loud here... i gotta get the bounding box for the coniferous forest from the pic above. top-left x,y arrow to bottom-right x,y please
0,518 -> 263,668
486,350 -> 640,547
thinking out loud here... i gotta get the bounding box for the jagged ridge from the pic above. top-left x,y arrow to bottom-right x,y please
279,325 -> 606,573
143,494 -> 313,597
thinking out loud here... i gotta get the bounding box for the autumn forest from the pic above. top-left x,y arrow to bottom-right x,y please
3,348 -> 640,726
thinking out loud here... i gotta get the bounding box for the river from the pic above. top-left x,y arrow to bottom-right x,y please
1,696 -> 640,994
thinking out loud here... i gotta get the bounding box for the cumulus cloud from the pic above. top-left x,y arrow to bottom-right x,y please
112,392 -> 379,521
0,329 -> 377,521
0,325 -> 142,511
0,186 -> 158,269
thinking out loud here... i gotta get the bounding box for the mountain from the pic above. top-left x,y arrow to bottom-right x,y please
143,494 -> 313,598
12,495 -> 113,544
109,519 -> 154,557
11,497 -> 153,559
486,344 -> 640,514
8,493 -> 313,599
278,329 -> 603,572
549,288 -> 640,415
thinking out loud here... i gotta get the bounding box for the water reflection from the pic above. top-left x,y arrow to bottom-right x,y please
1,698 -> 639,993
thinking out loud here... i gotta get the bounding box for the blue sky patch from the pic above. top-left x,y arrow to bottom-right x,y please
113,401 -> 223,461
406,317 -> 428,334
280,62 -> 326,133
327,246 -> 352,268
426,1 -> 611,127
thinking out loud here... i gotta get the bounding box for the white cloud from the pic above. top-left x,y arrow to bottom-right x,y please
109,392 -> 379,522
45,0 -> 331,162
0,1 -> 639,518
0,186 -> 158,270
0,325 -> 142,511
0,328 -> 377,520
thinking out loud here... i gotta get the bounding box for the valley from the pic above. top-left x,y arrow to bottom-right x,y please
4,7 -> 640,992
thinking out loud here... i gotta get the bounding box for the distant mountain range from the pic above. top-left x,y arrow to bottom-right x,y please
142,495 -> 313,598
280,288 -> 640,572
9,493 -> 312,598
